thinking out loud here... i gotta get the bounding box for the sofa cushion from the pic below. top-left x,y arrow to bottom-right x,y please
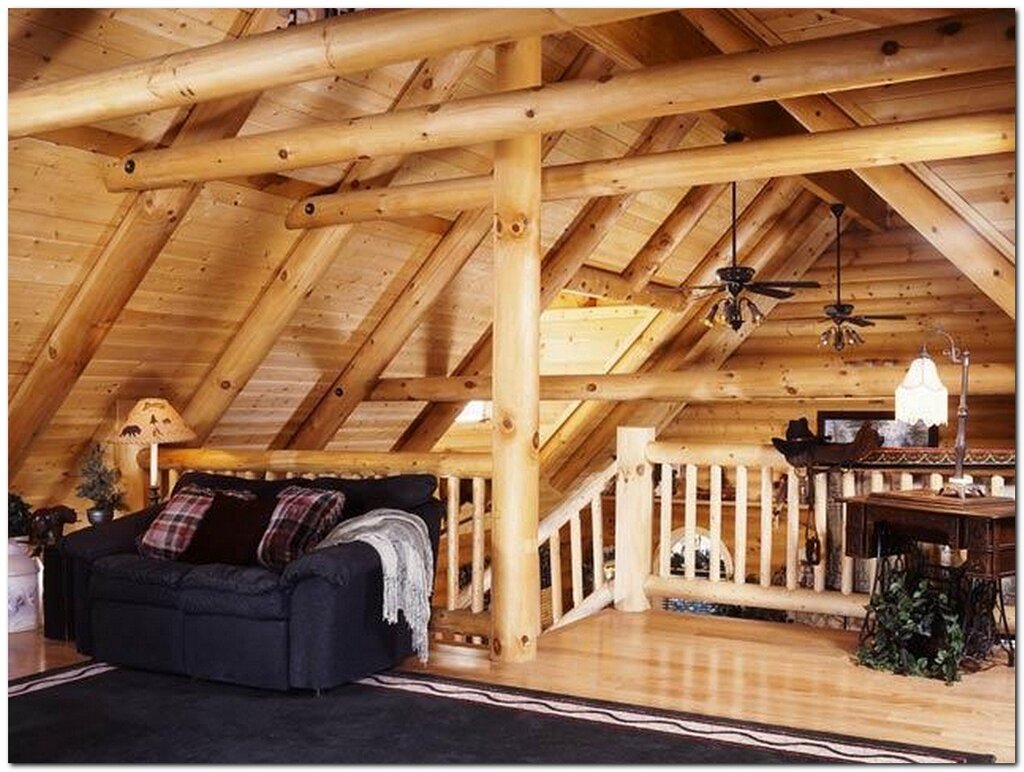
257,486 -> 345,572
172,472 -> 437,520
180,564 -> 288,619
90,554 -> 195,608
179,492 -> 276,566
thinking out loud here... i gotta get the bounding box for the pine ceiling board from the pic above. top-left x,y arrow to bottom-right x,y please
843,69 -> 1015,125
926,153 -> 1015,241
325,402 -> 429,453
175,7 -> 253,34
745,8 -> 876,42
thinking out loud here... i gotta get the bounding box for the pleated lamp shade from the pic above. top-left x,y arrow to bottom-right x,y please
894,354 -> 949,428
114,398 -> 195,445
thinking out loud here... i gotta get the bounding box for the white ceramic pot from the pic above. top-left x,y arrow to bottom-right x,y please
8,538 -> 41,633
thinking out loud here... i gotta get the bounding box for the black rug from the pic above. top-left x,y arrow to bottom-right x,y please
9,663 -> 992,764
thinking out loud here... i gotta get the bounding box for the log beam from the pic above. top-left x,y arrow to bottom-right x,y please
489,38 -> 542,663
369,362 -> 1014,402
686,8 -> 1017,318
286,112 -> 1014,227
392,115 -> 697,453
9,7 -> 659,138
105,11 -> 1015,191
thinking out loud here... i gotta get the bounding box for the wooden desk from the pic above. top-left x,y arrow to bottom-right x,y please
844,491 -> 1015,581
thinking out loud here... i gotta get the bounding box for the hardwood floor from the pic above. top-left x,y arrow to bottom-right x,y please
8,630 -> 87,680
11,610 -> 1014,761
411,610 -> 1016,763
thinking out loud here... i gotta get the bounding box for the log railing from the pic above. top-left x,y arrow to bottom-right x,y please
150,448 -> 493,645
537,460 -> 617,632
612,429 -> 1016,621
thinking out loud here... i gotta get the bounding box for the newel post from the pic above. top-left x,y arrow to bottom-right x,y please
614,427 -> 656,612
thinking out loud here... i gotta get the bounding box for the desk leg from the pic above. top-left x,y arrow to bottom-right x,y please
961,577 -> 1015,668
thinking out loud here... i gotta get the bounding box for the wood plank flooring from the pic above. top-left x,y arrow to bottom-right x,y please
411,610 -> 1016,763
10,610 -> 1015,761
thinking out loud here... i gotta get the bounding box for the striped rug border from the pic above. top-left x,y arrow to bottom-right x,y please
9,662 -> 992,763
364,672 -> 992,764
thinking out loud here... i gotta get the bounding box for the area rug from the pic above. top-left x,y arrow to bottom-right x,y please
9,663 -> 992,764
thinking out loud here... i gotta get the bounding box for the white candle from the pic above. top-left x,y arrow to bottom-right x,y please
150,442 -> 159,489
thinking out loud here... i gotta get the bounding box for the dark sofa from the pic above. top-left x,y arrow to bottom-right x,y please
62,473 -> 443,692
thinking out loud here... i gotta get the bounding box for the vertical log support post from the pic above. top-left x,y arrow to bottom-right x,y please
613,426 -> 656,612
489,38 -> 542,663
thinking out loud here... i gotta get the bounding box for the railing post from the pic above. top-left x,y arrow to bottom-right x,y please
614,426 -> 656,612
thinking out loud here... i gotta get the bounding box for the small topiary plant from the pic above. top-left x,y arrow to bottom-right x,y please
9,492 -> 33,539
857,570 -> 965,684
75,444 -> 126,512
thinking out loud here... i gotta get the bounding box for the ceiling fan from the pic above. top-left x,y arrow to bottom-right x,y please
686,178 -> 822,332
818,203 -> 905,351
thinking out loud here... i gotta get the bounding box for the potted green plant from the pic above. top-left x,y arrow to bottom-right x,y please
75,444 -> 126,525
8,492 -> 41,632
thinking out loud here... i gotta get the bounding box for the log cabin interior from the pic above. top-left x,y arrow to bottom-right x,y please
6,5 -> 1018,764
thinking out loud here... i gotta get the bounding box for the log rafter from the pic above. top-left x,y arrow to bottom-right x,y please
8,9 -> 283,478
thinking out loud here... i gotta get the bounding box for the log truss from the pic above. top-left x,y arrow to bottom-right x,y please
9,8 -> 1016,510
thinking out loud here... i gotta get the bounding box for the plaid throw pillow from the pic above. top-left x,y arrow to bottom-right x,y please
139,485 -> 254,561
257,486 -> 345,571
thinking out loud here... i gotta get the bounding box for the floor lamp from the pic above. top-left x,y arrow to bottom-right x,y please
113,398 -> 196,507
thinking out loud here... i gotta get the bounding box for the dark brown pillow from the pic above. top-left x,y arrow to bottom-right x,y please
179,492 -> 276,566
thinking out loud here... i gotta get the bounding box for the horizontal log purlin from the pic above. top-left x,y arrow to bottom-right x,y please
644,575 -> 870,618
367,363 -> 1015,402
645,443 -> 781,468
148,448 -> 493,478
106,11 -> 1015,191
286,111 -> 1015,227
10,7 -> 661,138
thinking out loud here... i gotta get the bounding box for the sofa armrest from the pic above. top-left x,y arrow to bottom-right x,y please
62,506 -> 160,563
282,541 -> 382,588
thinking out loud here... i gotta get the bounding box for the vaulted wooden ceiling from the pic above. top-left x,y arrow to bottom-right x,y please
8,8 -> 1016,509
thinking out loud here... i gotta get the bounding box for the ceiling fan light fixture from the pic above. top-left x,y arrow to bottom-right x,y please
703,301 -> 721,329
743,297 -> 766,325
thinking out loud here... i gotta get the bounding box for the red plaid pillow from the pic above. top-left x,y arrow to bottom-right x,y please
139,485 -> 253,561
257,486 -> 345,571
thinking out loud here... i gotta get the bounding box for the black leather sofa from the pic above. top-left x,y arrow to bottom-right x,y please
61,473 -> 443,692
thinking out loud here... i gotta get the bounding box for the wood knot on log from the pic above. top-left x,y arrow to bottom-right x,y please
501,417 -> 514,431
123,158 -> 136,174
937,20 -> 963,36
304,202 -> 315,215
334,387 -> 345,397
219,380 -> 231,390
277,148 -> 289,160
881,40 -> 900,56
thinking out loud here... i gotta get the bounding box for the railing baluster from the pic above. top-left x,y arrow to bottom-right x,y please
659,463 -> 673,578
900,472 -> 914,491
549,532 -> 563,624
813,472 -> 827,593
734,465 -> 747,585
471,477 -> 486,613
786,468 -> 800,591
570,512 -> 583,608
759,466 -> 773,589
446,476 -> 460,612
709,464 -> 722,582
991,474 -> 1006,497
684,464 -> 697,581
590,493 -> 604,592
841,471 -> 856,595
929,472 -> 944,491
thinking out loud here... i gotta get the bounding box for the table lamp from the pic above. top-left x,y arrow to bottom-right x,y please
894,328 -> 984,498
113,398 -> 196,506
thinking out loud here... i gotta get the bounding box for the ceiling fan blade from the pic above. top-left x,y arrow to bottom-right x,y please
747,285 -> 794,300
754,280 -> 822,289
679,284 -> 725,292
846,316 -> 875,327
861,314 -> 907,321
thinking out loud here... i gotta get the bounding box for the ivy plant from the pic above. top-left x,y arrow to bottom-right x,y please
857,570 -> 965,684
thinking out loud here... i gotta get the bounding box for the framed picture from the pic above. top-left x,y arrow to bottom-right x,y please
816,410 -> 938,448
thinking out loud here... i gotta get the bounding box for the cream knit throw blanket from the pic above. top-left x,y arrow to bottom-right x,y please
315,509 -> 434,662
